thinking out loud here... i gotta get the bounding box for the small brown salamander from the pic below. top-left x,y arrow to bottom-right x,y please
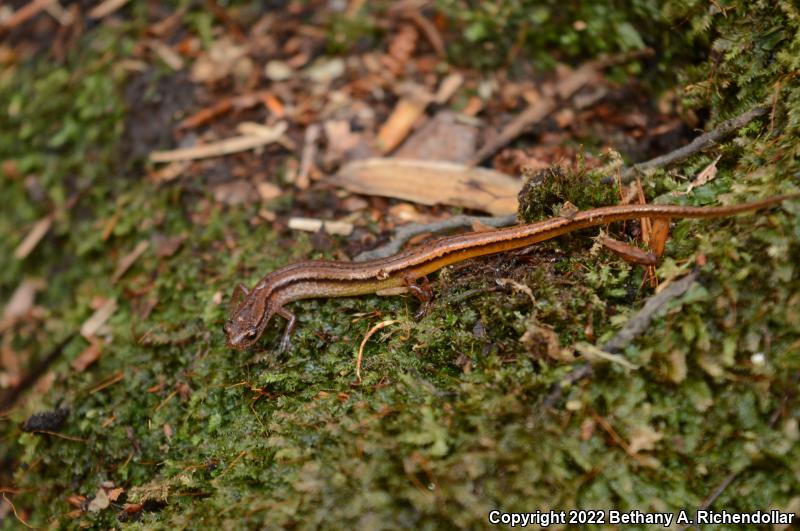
224,194 -> 798,350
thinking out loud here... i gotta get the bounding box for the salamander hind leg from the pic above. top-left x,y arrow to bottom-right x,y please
403,274 -> 434,319
276,307 -> 297,353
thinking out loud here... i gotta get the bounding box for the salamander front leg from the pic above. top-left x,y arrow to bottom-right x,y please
276,307 -> 297,353
403,274 -> 434,319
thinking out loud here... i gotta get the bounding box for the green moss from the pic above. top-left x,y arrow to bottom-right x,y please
1,2 -> 800,529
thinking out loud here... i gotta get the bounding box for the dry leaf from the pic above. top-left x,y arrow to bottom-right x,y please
256,181 -> 282,201
628,425 -> 663,454
152,233 -> 185,258
303,57 -> 345,84
332,158 -> 521,215
2,278 -> 44,323
88,0 -> 130,19
81,298 -> 117,339
112,240 -> 149,282
71,339 -> 103,372
677,154 -> 722,195
14,215 -> 53,259
190,37 -> 248,84
394,111 -> 477,163
213,180 -> 256,205
88,487 -> 110,512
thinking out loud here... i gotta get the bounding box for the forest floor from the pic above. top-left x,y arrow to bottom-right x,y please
1,1 -> 799,528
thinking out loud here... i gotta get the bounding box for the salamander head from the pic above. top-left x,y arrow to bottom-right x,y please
223,283 -> 274,349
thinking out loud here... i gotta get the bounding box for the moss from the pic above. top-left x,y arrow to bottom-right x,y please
1,2 -> 799,529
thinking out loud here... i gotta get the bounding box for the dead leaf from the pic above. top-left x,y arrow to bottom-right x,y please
80,298 -> 117,339
107,487 -> 124,502
332,158 -> 521,215
2,278 -> 44,323
521,322 -> 570,362
88,487 -> 110,512
303,57 -> 345,84
256,181 -> 282,201
88,0 -> 130,19
151,233 -> 185,258
394,111 -> 477,163
112,240 -> 149,282
597,235 -> 658,266
213,180 -> 256,205
265,60 -> 292,81
190,37 -> 249,84
628,425 -> 663,454
14,215 -> 53,259
71,339 -> 103,372
677,154 -> 722,195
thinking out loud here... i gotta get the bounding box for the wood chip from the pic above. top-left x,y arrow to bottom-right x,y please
287,217 -> 354,236
112,240 -> 149,282
14,215 -> 53,259
88,0 -> 130,19
149,122 -> 287,163
332,158 -> 521,215
296,124 -> 320,189
80,298 -> 117,339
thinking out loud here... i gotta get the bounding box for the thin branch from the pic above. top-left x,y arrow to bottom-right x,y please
470,48 -> 653,166
610,105 -> 769,184
544,270 -> 699,407
0,333 -> 76,414
354,214 -> 517,262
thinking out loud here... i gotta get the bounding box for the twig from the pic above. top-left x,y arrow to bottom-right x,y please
0,0 -> 55,32
355,320 -> 400,383
354,214 -> 517,261
544,270 -> 699,407
0,333 -> 76,414
469,48 -> 653,165
2,493 -> 35,529
610,105 -> 769,184
88,0 -> 130,19
603,270 -> 699,353
149,122 -> 287,163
